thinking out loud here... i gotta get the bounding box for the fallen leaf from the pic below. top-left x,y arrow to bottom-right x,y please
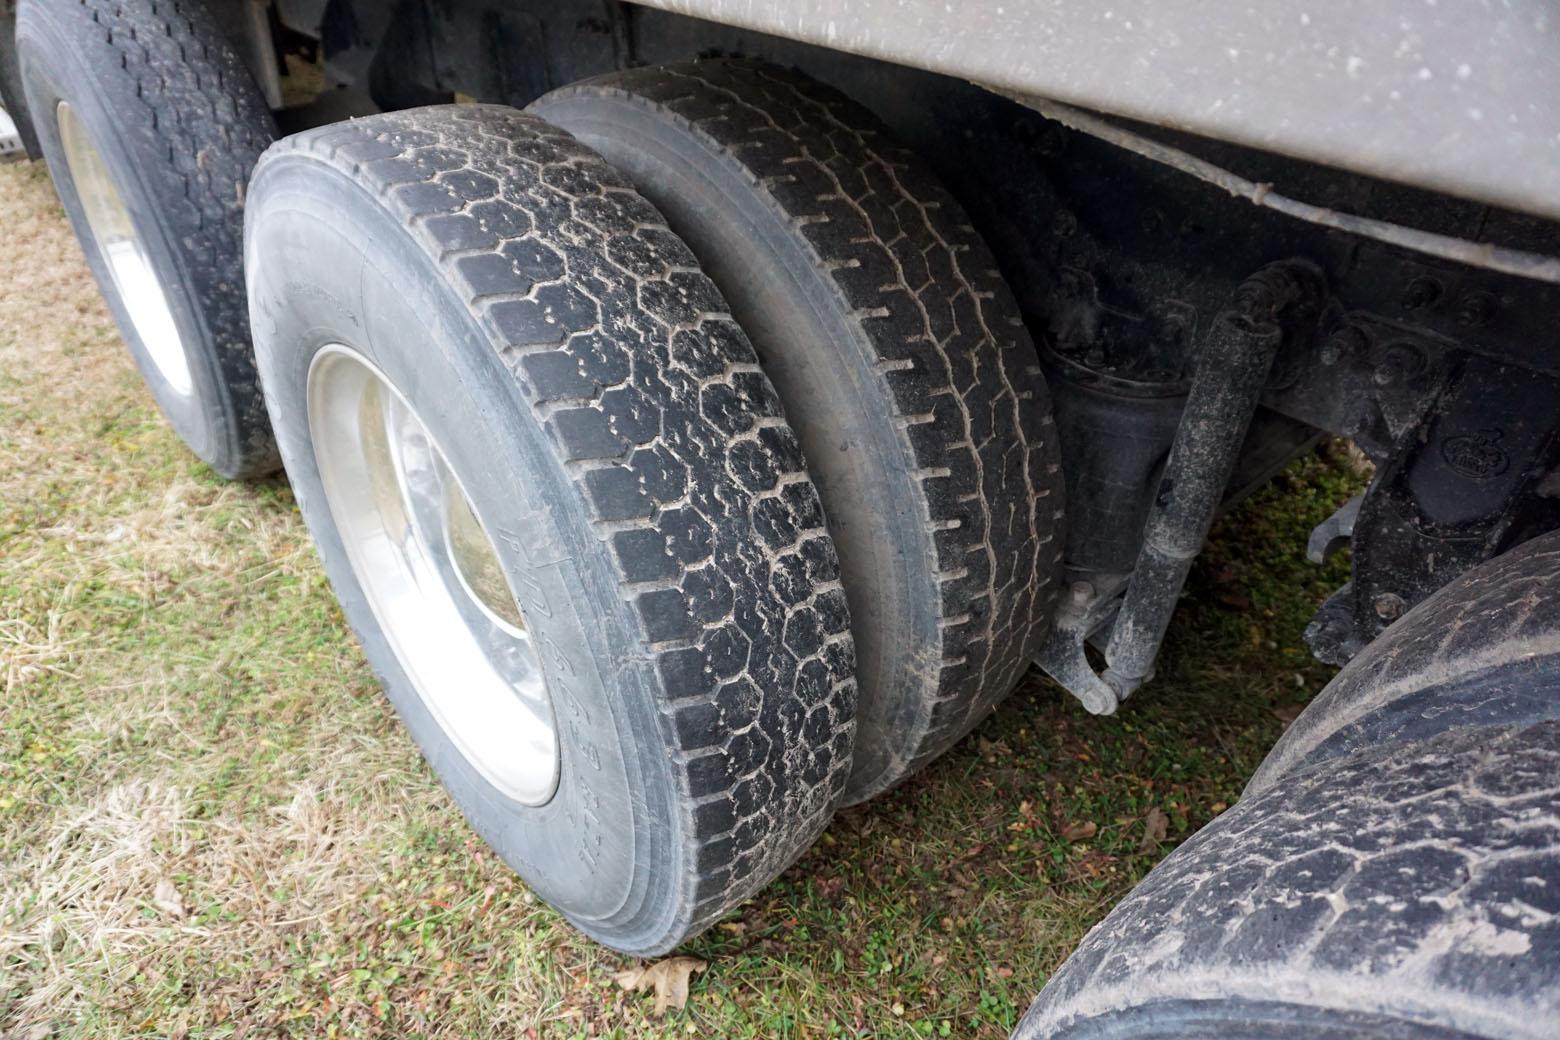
615,956 -> 707,1016
1139,808 -> 1169,853
152,878 -> 185,918
1270,703 -> 1304,727
1060,820 -> 1097,842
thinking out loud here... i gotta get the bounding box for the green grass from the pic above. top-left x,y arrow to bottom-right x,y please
0,158 -> 1363,1038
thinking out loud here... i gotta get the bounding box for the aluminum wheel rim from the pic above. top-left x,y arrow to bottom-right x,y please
307,345 -> 559,805
56,100 -> 193,398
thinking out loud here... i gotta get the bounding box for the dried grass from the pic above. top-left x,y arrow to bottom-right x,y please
0,160 -> 437,1033
0,156 -> 1364,1039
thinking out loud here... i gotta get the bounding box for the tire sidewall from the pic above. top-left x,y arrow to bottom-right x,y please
16,9 -> 237,470
245,157 -> 685,944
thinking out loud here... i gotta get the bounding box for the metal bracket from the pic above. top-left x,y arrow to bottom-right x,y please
1306,494 -> 1362,564
1034,575 -> 1131,715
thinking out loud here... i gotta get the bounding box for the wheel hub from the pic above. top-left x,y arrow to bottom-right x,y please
56,100 -> 193,398
306,345 -> 558,805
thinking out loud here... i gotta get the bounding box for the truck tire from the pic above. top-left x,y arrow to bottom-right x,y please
244,105 -> 856,955
1014,718 -> 1560,1040
1248,530 -> 1560,795
1015,536 -> 1560,1040
16,0 -> 278,478
532,61 -> 1065,804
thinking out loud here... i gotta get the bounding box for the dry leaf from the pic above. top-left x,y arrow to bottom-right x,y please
1060,820 -> 1097,842
1139,808 -> 1169,853
152,877 -> 185,918
615,956 -> 707,1016
1270,703 -> 1304,727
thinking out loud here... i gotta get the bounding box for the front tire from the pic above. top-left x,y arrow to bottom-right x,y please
1015,719 -> 1560,1040
244,105 -> 856,955
1015,537 -> 1560,1040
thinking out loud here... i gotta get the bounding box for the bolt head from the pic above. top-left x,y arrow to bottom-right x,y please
1457,291 -> 1497,327
1373,592 -> 1407,621
1402,277 -> 1442,311
1373,342 -> 1425,387
1320,326 -> 1366,366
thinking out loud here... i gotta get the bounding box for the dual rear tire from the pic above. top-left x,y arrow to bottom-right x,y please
17,0 -> 277,478
241,68 -> 1065,952
531,62 -> 1066,804
245,106 -> 858,954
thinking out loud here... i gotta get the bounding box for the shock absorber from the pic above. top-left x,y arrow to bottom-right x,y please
1038,260 -> 1325,712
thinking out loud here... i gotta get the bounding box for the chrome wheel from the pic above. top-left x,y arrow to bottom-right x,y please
307,345 -> 558,805
55,100 -> 192,397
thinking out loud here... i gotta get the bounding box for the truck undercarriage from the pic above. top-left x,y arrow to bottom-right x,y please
2,2 -> 1556,1036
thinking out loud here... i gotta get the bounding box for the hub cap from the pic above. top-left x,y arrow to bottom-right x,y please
307,345 -> 558,804
56,101 -> 193,398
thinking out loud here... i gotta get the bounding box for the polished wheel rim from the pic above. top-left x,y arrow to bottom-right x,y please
307,345 -> 559,804
56,100 -> 193,398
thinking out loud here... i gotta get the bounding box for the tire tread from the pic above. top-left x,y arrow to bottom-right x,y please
541,61 -> 1064,798
256,105 -> 856,948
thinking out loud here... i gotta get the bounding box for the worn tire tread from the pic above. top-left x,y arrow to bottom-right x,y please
1251,530 -> 1560,794
541,61 -> 1064,799
1018,719 -> 1560,1040
255,105 -> 856,950
18,0 -> 278,476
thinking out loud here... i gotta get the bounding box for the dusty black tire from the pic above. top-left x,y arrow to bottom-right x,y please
1015,717 -> 1560,1040
531,61 -> 1066,804
245,105 -> 856,955
16,0 -> 277,478
1249,530 -> 1560,795
1016,537 -> 1560,1040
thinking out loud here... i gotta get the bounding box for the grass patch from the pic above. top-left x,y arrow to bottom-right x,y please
0,158 -> 1362,1038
